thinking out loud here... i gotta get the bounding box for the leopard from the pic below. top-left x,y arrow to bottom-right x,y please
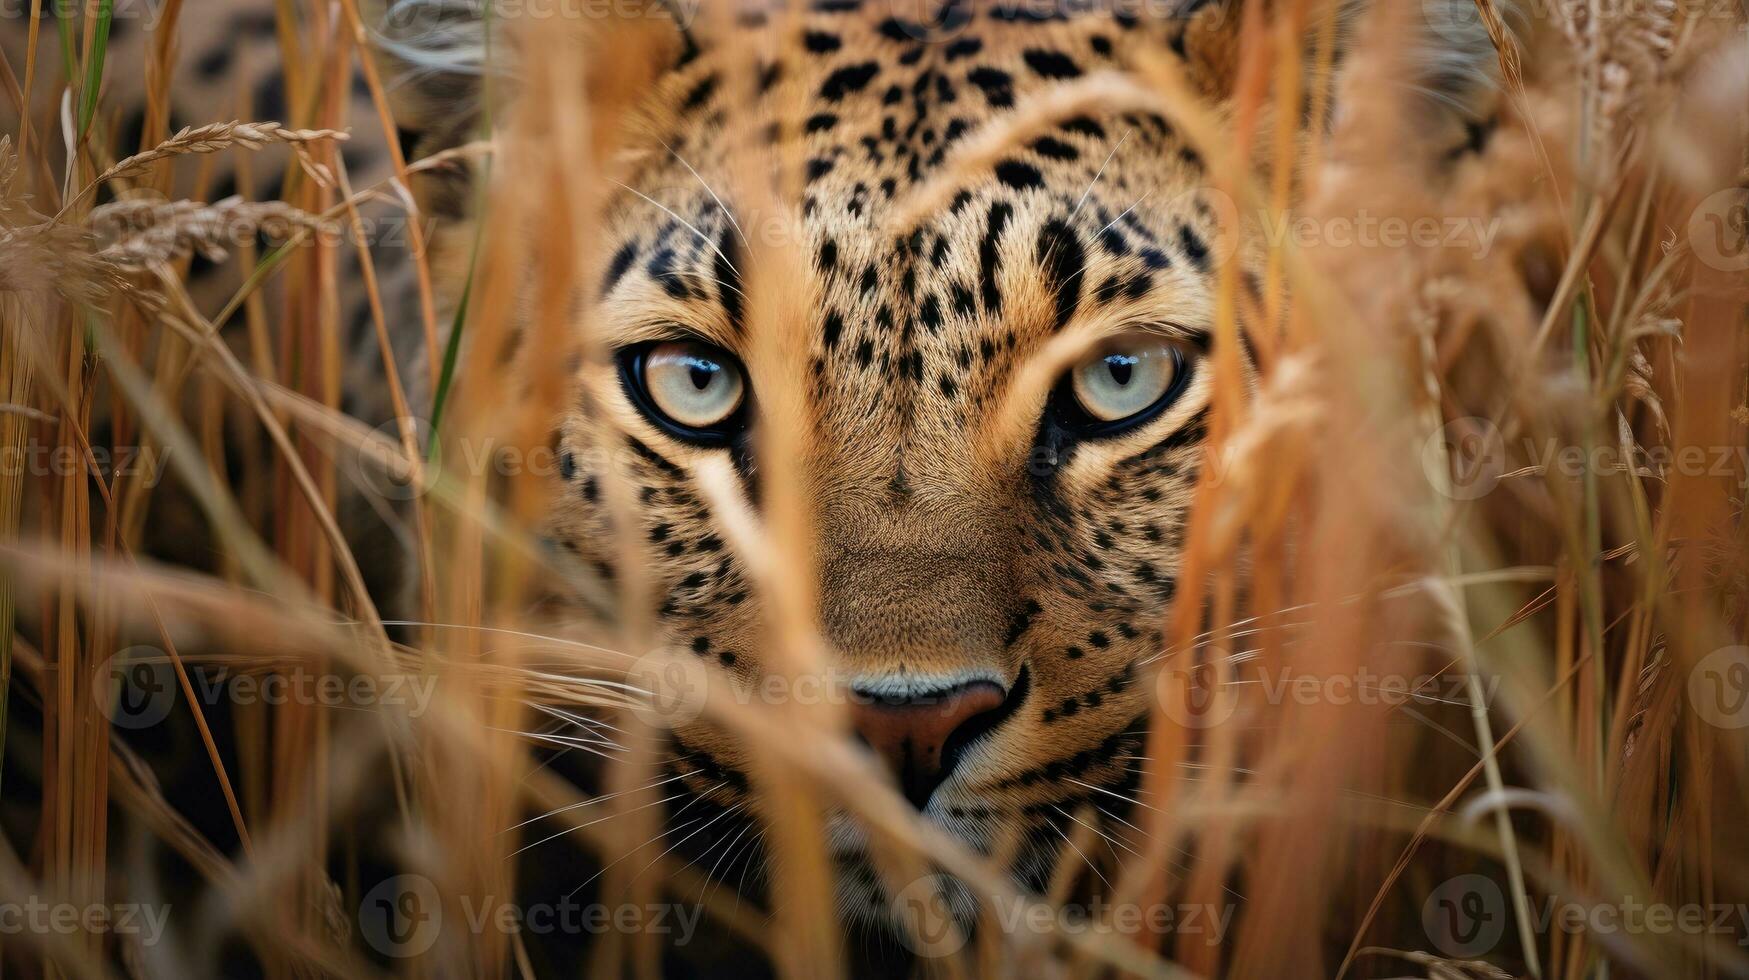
461,0 -> 1504,931
3,0 -> 1511,971
392,0 -> 1513,958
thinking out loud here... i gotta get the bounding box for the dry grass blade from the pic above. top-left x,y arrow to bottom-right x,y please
90,120 -> 348,187
1470,0 -> 1524,95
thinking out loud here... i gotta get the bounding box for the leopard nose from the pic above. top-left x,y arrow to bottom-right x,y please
850,680 -> 1012,809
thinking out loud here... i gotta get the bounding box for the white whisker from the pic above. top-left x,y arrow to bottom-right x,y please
1072,128 -> 1132,219
513,787 -> 698,857
611,181 -> 742,281
660,137 -> 752,256
504,771 -> 693,833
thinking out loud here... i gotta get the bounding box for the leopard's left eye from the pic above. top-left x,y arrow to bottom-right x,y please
618,340 -> 749,446
1067,336 -> 1186,425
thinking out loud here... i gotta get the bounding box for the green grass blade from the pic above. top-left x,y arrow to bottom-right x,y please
76,0 -> 114,139
425,238 -> 478,456
55,6 -> 77,93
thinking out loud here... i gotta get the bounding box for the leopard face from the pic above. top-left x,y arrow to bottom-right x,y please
538,4 -> 1239,918
489,0 -> 1505,930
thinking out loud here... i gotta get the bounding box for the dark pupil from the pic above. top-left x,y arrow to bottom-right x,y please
1104,353 -> 1138,387
686,357 -> 719,391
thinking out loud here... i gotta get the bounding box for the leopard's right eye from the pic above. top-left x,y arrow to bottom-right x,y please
618,340 -> 750,447
1070,343 -> 1181,424
1051,332 -> 1193,437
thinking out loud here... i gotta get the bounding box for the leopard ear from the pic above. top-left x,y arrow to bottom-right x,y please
1383,0 -> 1517,118
1175,0 -> 1514,132
365,0 -> 491,151
364,0 -> 693,212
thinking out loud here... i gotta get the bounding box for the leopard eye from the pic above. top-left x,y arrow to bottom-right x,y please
623,341 -> 748,441
1068,336 -> 1185,425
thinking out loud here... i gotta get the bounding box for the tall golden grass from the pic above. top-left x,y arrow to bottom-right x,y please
2,0 -> 1747,977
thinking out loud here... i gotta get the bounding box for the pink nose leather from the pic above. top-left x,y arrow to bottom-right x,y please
850,682 -> 1008,808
